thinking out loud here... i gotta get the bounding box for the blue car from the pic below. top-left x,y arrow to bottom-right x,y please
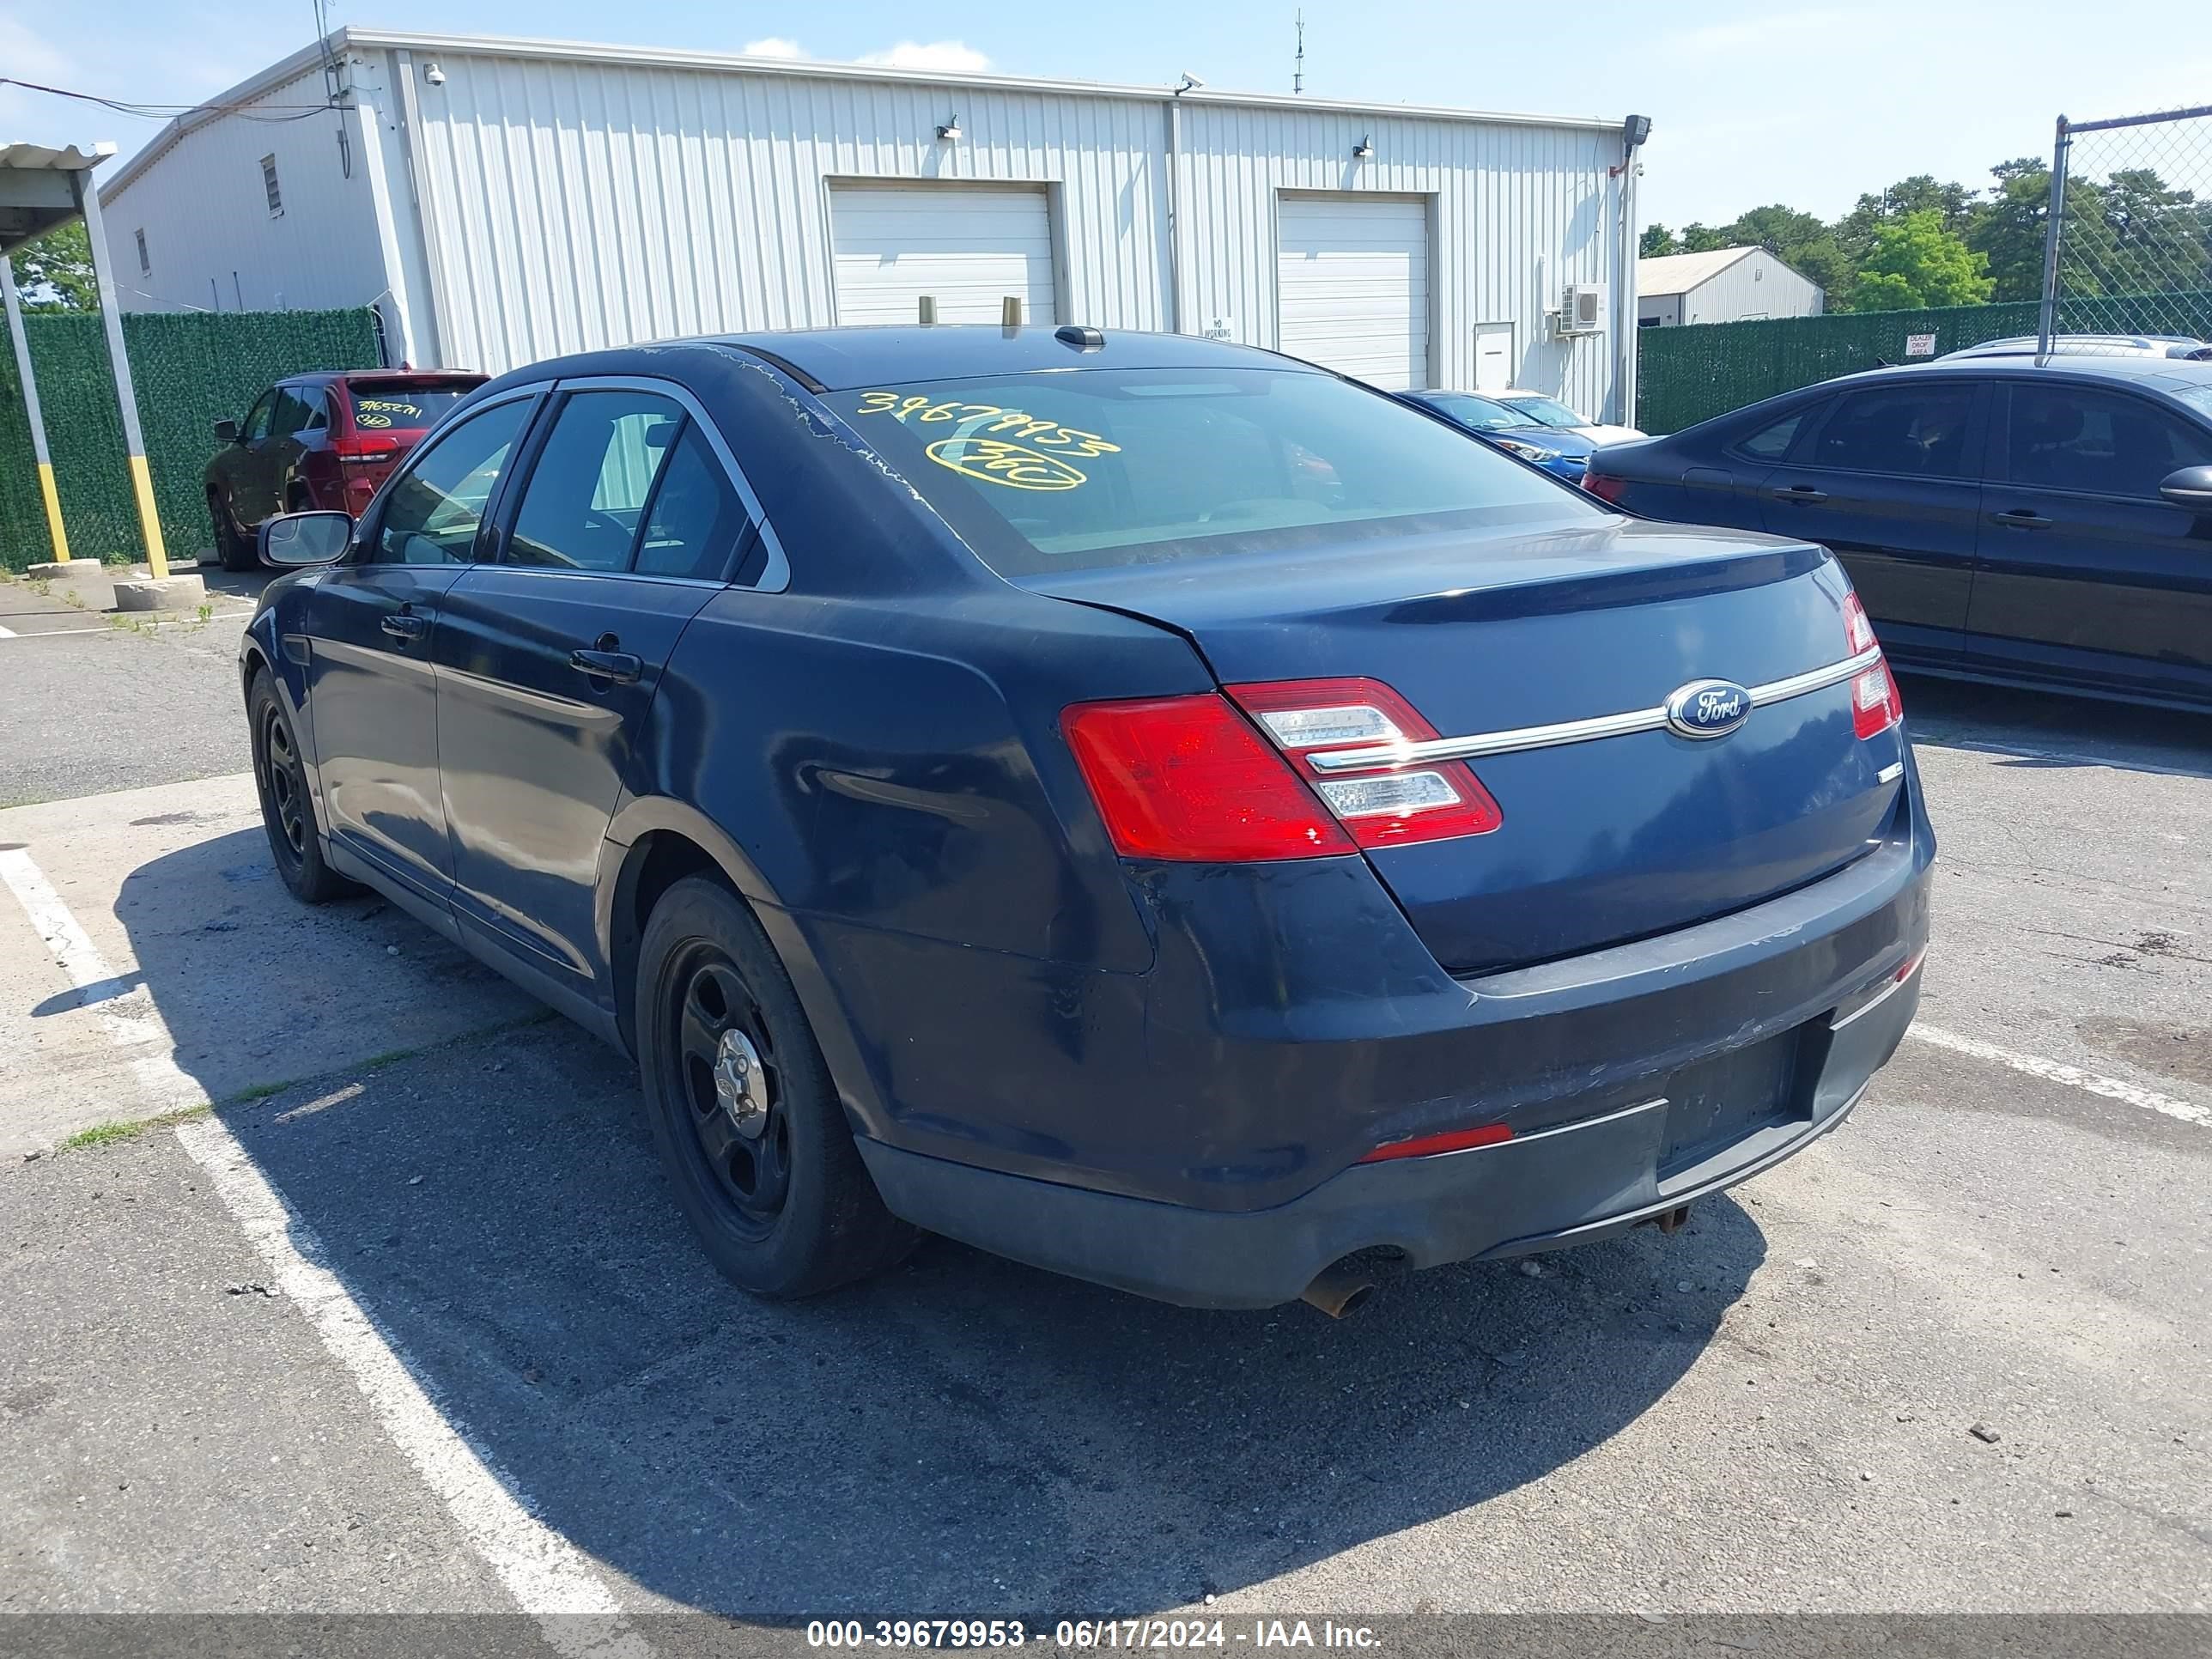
1399,388 -> 1598,483
242,327 -> 1933,1313
1584,357 -> 2212,711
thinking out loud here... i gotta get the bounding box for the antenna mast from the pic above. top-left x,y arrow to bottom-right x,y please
1293,9 -> 1305,94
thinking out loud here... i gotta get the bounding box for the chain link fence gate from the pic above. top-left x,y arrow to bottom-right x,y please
2040,104 -> 2212,350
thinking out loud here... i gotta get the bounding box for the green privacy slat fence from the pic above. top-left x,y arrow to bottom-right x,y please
1634,290 -> 2212,435
0,307 -> 382,572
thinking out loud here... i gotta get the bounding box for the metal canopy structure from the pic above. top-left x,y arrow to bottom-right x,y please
1,138 -> 170,575
1,141 -> 115,255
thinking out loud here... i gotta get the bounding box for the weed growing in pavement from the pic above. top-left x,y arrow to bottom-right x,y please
56,1104 -> 212,1152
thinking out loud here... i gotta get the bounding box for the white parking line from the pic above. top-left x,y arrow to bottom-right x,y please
0,617 -> 235,639
0,844 -> 652,1656
1908,1024 -> 2211,1128
0,847 -> 202,1112
0,623 -> 15,637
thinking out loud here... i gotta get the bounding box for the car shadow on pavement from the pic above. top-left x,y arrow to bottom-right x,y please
1897,672 -> 2212,776
117,832 -> 1766,1616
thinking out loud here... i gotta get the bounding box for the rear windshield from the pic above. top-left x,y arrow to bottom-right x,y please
827,368 -> 1595,575
344,383 -> 478,431
1415,392 -> 1528,431
1504,394 -> 1588,430
2170,383 -> 2212,422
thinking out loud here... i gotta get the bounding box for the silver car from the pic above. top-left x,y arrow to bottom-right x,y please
1942,333 -> 2212,362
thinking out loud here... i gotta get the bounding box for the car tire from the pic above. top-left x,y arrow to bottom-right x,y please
635,874 -> 920,1297
210,489 -> 255,572
247,669 -> 352,904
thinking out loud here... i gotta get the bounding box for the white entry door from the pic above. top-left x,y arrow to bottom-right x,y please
831,184 -> 1058,327
1274,193 -> 1431,390
1474,323 -> 1514,392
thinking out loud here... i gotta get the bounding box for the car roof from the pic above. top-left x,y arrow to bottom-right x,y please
283,368 -> 488,386
1800,356 -> 2212,397
711,325 -> 1308,390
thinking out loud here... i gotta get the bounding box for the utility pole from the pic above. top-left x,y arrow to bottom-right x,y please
1293,10 -> 1305,94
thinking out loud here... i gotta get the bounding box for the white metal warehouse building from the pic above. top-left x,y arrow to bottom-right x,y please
101,28 -> 1645,418
1637,246 -> 1823,327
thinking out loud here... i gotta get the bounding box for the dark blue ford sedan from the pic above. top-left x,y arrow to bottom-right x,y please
241,327 -> 1933,1313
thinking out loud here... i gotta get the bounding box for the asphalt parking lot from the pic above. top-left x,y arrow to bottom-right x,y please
1,575 -> 2207,1632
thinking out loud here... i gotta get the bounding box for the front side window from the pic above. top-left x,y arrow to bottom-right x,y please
242,392 -> 276,442
1809,385 -> 1975,477
827,368 -> 1594,576
373,398 -> 532,566
507,391 -> 685,572
2006,385 -> 2212,499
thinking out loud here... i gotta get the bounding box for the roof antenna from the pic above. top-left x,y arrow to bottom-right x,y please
1292,9 -> 1305,94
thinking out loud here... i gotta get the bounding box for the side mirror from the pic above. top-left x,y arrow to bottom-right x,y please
259,510 -> 354,568
2158,464 -> 2212,510
214,418 -> 240,445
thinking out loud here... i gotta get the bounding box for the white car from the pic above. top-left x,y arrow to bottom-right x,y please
1492,387 -> 1645,445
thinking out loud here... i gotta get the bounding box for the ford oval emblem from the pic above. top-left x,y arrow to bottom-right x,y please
1664,678 -> 1753,740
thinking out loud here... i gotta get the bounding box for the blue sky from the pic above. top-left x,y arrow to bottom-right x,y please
3,0 -> 2205,227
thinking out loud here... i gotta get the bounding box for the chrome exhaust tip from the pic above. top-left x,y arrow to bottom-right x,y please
1300,1260 -> 1378,1319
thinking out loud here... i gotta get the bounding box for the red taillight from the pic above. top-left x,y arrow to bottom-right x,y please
332,434 -> 401,464
1842,593 -> 1904,738
1226,678 -> 1503,849
1061,694 -> 1354,862
1582,470 -> 1626,503
1358,1122 -> 1514,1163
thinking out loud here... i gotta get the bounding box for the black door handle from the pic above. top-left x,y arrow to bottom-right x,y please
1993,508 -> 2052,529
380,611 -> 425,641
1771,485 -> 1829,504
570,647 -> 643,685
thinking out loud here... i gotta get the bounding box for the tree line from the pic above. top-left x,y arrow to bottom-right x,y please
1643,158 -> 2212,313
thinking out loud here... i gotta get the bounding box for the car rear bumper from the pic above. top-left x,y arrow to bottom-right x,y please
857,961 -> 1919,1308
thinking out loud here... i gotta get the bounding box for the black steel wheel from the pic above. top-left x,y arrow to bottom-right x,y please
247,670 -> 350,903
671,946 -> 793,1236
635,874 -> 918,1296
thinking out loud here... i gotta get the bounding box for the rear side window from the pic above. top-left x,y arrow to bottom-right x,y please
345,383 -> 478,433
373,399 -> 532,566
2005,384 -> 2212,499
825,368 -> 1593,576
270,388 -> 315,439
634,426 -> 745,580
1735,407 -> 1814,461
1809,385 -> 1975,477
507,391 -> 684,573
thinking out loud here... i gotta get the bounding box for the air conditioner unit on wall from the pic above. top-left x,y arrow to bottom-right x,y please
1557,283 -> 1607,336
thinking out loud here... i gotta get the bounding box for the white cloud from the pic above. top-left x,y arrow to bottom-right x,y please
740,37 -> 807,59
856,40 -> 993,74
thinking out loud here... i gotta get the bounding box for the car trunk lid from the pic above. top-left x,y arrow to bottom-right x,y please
1025,517 -> 1905,975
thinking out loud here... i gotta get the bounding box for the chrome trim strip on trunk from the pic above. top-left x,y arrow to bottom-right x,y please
1304,646 -> 1885,774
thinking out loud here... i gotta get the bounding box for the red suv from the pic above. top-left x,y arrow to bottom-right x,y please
204,370 -> 487,569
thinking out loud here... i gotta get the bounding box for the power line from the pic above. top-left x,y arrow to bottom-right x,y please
0,76 -> 337,124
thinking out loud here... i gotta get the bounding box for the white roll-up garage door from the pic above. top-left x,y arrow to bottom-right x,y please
830,184 -> 1058,328
1275,193 -> 1431,390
